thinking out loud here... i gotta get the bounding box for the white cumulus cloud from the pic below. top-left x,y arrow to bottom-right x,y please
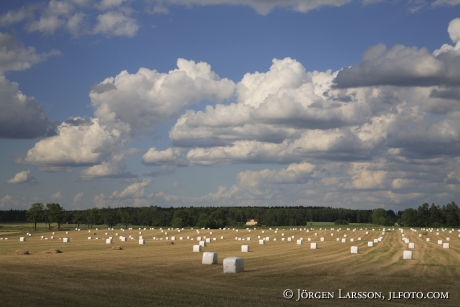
90,58 -> 235,135
25,117 -> 129,166
7,170 -> 36,184
93,10 -> 138,37
112,178 -> 152,199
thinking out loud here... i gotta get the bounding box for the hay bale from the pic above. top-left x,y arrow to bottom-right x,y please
351,246 -> 359,254
367,241 -> 374,247
241,244 -> 250,252
63,237 -> 70,243
45,249 -> 63,254
15,250 -> 30,255
310,242 -> 317,249
408,242 -> 415,249
202,252 -> 218,265
223,257 -> 244,273
106,238 -> 113,244
193,245 -> 202,252
19,237 -> 26,242
442,242 -> 450,249
139,238 -> 145,245
403,250 -> 413,260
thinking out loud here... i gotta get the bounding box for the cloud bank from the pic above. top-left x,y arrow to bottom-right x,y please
18,16 -> 460,209
0,33 -> 57,138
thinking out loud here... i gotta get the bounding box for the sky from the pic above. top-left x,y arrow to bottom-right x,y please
1,0 -> 460,211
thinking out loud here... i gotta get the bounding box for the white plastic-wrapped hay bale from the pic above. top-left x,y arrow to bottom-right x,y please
199,240 -> 206,247
310,242 -> 317,249
19,237 -> 26,242
202,252 -> 218,265
106,238 -> 113,244
223,257 -> 244,273
408,242 -> 415,249
403,250 -> 413,260
442,242 -> 450,249
259,239 -> 265,245
241,245 -> 250,252
368,241 -> 374,247
63,237 -> 70,243
193,245 -> 202,252
139,238 -> 145,245
437,240 -> 443,245
351,246 -> 359,254
296,239 -> 303,245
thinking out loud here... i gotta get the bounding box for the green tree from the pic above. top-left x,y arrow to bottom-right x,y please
372,208 -> 388,225
417,203 -> 430,227
118,208 -> 131,229
429,203 -> 444,227
27,203 -> 44,231
101,208 -> 118,227
88,208 -> 101,229
72,210 -> 87,229
46,203 -> 65,230
400,208 -> 418,227
444,201 -> 460,227
196,213 -> 210,228
171,209 -> 190,228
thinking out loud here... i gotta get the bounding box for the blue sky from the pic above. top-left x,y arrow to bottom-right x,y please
1,0 -> 460,211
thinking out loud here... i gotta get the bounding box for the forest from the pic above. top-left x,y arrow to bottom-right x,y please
0,202 -> 459,229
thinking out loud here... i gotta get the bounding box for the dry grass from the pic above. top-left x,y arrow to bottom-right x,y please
0,226 -> 459,307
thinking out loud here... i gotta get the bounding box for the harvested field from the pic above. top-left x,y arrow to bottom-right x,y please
0,226 -> 459,306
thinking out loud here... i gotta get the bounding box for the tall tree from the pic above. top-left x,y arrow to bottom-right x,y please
46,203 -> 65,230
88,208 -> 101,229
27,203 -> 44,231
372,208 -> 388,225
72,210 -> 87,229
429,203 -> 444,227
444,201 -> 460,227
417,203 -> 430,227
401,208 -> 418,227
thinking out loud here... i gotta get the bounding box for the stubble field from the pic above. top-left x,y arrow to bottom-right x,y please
0,225 -> 459,307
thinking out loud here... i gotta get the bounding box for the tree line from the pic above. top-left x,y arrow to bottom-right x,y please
0,202 -> 459,229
